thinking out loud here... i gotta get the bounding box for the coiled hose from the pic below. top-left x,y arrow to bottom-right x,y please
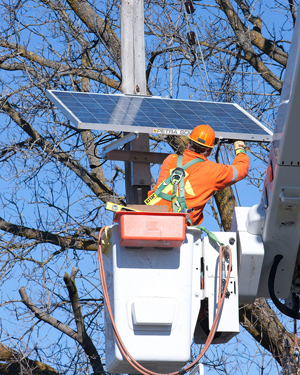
97,226 -> 232,375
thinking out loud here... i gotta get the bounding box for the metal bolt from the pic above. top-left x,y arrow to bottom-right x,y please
140,179 -> 144,184
229,237 -> 235,245
136,85 -> 140,93
195,293 -> 199,297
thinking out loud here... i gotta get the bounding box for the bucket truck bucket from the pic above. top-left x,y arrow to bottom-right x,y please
102,212 -> 202,373
100,212 -> 240,373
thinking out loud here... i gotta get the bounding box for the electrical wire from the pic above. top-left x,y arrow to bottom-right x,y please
181,0 -> 213,101
97,226 -> 232,375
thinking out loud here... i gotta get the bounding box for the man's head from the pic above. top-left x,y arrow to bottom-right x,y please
188,124 -> 215,156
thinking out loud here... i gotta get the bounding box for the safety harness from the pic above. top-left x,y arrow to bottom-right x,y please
145,154 -> 204,215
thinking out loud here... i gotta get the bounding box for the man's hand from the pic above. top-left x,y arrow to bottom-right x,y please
234,140 -> 246,155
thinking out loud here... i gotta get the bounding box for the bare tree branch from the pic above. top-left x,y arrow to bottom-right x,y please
19,287 -> 79,340
217,0 -> 284,92
19,270 -> 105,375
0,343 -> 58,375
234,0 -> 289,66
0,99 -> 122,203
240,299 -> 296,368
66,0 -> 121,67
288,0 -> 297,26
63,269 -> 105,375
0,38 -> 120,88
0,217 -> 98,251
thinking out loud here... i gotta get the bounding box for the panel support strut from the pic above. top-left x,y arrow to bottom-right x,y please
100,132 -> 139,158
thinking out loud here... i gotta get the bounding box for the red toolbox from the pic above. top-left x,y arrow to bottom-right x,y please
114,211 -> 186,248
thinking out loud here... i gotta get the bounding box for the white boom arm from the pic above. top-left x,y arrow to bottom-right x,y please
234,9 -> 300,312
258,10 -> 300,299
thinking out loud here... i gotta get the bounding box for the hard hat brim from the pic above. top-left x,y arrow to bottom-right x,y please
188,135 -> 214,148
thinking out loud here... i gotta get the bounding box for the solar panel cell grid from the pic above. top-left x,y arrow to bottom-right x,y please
46,91 -> 272,141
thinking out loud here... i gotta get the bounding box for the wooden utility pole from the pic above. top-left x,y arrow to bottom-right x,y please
121,0 -> 151,204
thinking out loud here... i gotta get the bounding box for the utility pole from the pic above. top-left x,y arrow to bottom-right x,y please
121,0 -> 151,204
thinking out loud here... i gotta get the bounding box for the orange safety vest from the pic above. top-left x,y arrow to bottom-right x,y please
146,149 -> 249,225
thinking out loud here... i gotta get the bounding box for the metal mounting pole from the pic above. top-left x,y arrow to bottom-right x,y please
121,0 -> 151,204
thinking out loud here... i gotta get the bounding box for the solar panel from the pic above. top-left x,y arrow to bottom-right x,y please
46,90 -> 272,142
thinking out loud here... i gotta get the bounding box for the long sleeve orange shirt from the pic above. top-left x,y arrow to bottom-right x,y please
148,149 -> 249,225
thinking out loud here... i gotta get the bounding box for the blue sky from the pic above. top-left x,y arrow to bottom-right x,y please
0,0 -> 298,374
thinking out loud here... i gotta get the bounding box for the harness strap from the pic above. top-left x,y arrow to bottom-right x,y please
173,155 -> 186,212
145,155 -> 205,220
172,155 -> 204,213
150,177 -> 173,201
193,225 -> 225,246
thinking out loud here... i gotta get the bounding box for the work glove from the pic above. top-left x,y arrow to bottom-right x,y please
234,140 -> 246,156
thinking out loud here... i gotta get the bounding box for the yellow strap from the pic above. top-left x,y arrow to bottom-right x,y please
101,226 -> 111,254
144,191 -> 160,205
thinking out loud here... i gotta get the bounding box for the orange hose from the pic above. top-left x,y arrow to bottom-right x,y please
183,245 -> 232,373
98,227 -> 232,375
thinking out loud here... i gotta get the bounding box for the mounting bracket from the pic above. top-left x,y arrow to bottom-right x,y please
100,132 -> 139,158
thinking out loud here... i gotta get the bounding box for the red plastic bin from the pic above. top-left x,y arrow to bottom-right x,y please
114,211 -> 186,248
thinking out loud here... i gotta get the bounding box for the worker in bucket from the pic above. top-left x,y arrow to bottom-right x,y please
145,124 -> 249,225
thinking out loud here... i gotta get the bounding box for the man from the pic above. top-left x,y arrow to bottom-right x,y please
145,124 -> 249,225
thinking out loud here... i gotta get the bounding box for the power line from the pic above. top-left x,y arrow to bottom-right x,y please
182,0 -> 213,100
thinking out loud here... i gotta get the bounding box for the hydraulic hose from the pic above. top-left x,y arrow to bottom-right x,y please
268,254 -> 300,320
98,226 -> 232,375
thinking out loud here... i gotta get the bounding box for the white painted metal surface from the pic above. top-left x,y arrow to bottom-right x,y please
200,232 -> 239,343
246,203 -> 264,235
103,225 -> 201,374
231,207 -> 264,303
256,11 -> 300,297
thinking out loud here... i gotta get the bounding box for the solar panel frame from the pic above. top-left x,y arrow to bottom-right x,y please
46,90 -> 273,142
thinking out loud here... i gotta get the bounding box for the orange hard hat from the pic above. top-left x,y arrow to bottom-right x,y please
188,124 -> 215,148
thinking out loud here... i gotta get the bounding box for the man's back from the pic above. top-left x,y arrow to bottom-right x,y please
147,148 -> 249,225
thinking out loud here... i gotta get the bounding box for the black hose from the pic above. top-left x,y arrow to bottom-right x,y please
268,254 -> 300,319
